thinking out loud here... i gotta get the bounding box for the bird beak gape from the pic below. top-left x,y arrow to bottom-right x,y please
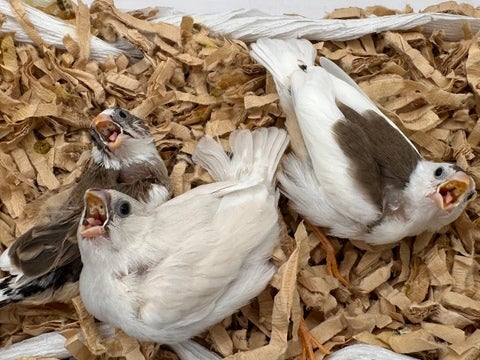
80,189 -> 111,239
429,171 -> 474,210
91,113 -> 127,151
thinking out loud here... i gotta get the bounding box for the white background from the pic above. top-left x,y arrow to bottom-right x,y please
98,0 -> 479,17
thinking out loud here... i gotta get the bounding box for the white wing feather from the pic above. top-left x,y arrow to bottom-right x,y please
136,188 -> 278,337
250,38 -> 415,226
137,130 -> 287,341
290,67 -> 380,223
250,38 -> 315,161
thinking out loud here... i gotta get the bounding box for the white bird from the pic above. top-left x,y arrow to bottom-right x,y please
0,108 -> 170,306
251,38 -> 475,253
77,127 -> 289,360
250,38 -> 475,358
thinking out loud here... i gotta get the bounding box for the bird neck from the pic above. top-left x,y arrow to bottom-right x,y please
91,142 -> 161,171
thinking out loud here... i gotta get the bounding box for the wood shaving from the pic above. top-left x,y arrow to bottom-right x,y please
1,1 -> 480,360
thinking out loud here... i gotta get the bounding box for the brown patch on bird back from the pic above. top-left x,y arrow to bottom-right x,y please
333,102 -> 420,212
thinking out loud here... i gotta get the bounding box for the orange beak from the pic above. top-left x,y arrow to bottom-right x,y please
91,113 -> 125,151
80,189 -> 110,239
429,171 -> 474,210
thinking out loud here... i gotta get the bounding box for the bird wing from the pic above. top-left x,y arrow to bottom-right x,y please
7,218 -> 80,278
319,57 -> 420,155
290,66 -> 382,224
129,179 -> 279,334
290,65 -> 421,225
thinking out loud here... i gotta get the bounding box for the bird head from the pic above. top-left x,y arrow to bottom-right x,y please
427,165 -> 475,211
78,188 -> 144,250
89,108 -> 159,170
408,161 -> 475,228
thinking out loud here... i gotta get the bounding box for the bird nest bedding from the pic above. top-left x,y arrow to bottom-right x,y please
0,0 -> 480,359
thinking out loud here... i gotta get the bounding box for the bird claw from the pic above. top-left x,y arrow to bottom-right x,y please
307,223 -> 350,287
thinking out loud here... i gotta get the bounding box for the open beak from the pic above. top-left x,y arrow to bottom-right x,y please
91,113 -> 127,151
430,171 -> 474,210
80,189 -> 111,239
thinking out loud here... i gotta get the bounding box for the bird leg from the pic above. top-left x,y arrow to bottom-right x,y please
306,223 -> 349,287
298,316 -> 330,360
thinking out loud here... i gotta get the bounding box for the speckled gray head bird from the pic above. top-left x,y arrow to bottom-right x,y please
250,38 -> 475,359
0,108 -> 170,306
77,127 -> 289,360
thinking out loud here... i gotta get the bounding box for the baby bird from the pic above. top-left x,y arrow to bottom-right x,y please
0,108 -> 170,305
251,38 -> 475,359
251,38 -> 475,255
77,127 -> 289,359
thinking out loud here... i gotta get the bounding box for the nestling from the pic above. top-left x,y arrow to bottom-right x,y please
250,38 -> 475,249
77,127 -> 289,359
0,108 -> 170,305
250,38 -> 476,359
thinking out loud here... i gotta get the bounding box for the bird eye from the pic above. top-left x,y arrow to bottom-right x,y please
116,200 -> 131,218
434,167 -> 444,179
118,110 -> 127,119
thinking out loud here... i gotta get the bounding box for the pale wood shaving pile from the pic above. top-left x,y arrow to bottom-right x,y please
0,1 -> 480,359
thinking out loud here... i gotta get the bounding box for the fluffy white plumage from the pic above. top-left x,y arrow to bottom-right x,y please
250,38 -> 475,245
77,127 -> 288,357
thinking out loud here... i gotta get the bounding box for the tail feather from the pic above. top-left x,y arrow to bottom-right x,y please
191,136 -> 232,182
0,259 -> 82,307
169,340 -> 222,360
250,38 -> 315,162
250,37 -> 316,90
193,127 -> 289,185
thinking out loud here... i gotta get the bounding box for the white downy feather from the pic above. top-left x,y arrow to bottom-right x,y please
170,340 -> 222,360
0,247 -> 16,274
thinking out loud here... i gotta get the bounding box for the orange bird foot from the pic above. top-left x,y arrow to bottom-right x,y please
306,223 -> 349,287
